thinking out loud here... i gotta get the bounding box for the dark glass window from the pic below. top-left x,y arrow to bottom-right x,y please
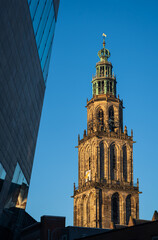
112,147 -> 116,170
110,144 -> 117,180
107,81 -> 109,92
98,109 -> 104,129
111,193 -> 119,224
109,106 -> 114,131
123,145 -> 127,181
98,82 -> 101,94
99,142 -> 104,179
102,81 -> 104,94
110,82 -> 112,92
126,195 -> 131,224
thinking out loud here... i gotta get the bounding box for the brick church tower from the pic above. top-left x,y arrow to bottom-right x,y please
73,35 -> 140,229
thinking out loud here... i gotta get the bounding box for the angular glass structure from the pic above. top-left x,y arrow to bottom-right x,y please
0,0 -> 59,230
28,0 -> 58,83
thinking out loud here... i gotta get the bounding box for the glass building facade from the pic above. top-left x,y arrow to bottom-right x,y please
28,0 -> 57,83
0,0 -> 59,234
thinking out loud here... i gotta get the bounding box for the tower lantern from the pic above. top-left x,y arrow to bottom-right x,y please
73,35 -> 140,229
92,34 -> 116,98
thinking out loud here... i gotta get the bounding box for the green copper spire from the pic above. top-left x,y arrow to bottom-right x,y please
92,34 -> 116,97
98,33 -> 110,61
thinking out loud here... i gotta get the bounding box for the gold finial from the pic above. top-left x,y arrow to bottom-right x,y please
102,33 -> 107,48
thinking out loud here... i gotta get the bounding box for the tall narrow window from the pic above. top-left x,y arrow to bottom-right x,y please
89,157 -> 91,170
99,142 -> 104,179
119,107 -> 123,131
107,81 -> 109,92
123,145 -> 127,181
110,144 -> 117,180
112,147 -> 116,170
100,66 -> 104,76
126,195 -> 131,224
109,106 -> 114,131
98,109 -> 104,130
102,81 -> 104,94
110,82 -> 112,92
111,193 -> 119,224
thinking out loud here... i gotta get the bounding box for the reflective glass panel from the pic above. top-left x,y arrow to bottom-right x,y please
0,163 -> 6,192
28,0 -> 56,84
5,163 -> 29,209
33,0 -> 46,34
41,16 -> 55,68
36,0 -> 51,47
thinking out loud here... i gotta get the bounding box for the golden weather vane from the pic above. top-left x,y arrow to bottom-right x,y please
102,33 -> 107,37
102,33 -> 107,48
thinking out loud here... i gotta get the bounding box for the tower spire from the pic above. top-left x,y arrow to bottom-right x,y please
92,35 -> 116,97
102,33 -> 106,48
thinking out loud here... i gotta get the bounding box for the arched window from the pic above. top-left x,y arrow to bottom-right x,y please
109,106 -> 114,132
123,145 -> 127,181
99,141 -> 104,179
126,195 -> 131,224
110,144 -> 117,180
111,193 -> 119,224
97,109 -> 104,131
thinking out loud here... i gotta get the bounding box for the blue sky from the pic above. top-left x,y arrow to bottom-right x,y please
26,0 -> 158,226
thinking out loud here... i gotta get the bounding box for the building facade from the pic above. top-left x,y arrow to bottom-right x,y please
0,0 -> 59,218
73,36 -> 139,229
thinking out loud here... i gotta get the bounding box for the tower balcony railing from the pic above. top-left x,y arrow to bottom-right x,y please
92,73 -> 116,80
